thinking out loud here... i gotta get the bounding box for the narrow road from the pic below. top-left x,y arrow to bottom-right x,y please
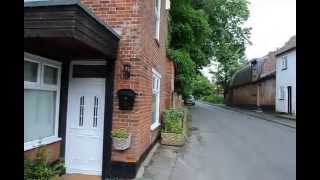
143,102 -> 296,180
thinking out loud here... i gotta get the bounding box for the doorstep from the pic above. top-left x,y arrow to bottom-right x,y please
60,174 -> 101,180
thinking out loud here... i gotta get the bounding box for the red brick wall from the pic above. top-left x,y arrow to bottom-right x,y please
80,0 -> 173,163
25,141 -> 61,163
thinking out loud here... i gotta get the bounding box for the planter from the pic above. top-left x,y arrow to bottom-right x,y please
112,134 -> 131,150
161,132 -> 185,146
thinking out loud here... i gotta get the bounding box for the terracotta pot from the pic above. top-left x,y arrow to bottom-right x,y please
112,134 -> 131,150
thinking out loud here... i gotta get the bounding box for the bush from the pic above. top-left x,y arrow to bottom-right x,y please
202,94 -> 224,104
24,147 -> 65,180
162,108 -> 184,134
112,128 -> 129,139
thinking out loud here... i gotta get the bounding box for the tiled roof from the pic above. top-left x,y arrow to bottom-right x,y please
276,35 -> 296,56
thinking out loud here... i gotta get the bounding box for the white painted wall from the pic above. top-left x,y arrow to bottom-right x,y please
276,49 -> 296,114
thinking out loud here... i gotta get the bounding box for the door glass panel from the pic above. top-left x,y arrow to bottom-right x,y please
79,96 -> 84,127
44,65 -> 58,85
93,96 -> 98,128
24,61 -> 38,82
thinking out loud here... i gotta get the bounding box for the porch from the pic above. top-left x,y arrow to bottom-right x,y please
24,0 -> 119,179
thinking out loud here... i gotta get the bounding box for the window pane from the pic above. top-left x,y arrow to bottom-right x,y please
44,65 -> 58,85
151,93 -> 157,124
155,0 -> 159,10
157,79 -> 160,90
152,76 -> 156,90
280,87 -> 285,99
24,89 -> 56,143
24,61 -> 38,82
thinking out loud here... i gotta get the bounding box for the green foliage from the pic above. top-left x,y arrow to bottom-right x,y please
170,0 -> 210,59
162,109 -> 184,134
191,74 -> 224,104
168,49 -> 195,97
24,147 -> 65,180
112,128 -> 129,139
168,0 -> 251,97
202,94 -> 224,104
198,0 -> 251,93
168,0 -> 211,97
191,75 -> 216,100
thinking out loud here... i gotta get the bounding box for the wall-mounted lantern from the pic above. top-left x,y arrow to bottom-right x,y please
123,64 -> 131,80
117,89 -> 137,110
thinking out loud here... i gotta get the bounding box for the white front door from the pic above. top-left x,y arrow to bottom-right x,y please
65,61 -> 106,175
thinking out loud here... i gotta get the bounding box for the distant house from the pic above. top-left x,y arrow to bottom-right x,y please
275,36 -> 296,115
225,51 -> 277,111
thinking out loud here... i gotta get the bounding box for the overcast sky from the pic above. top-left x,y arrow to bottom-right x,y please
201,0 -> 296,81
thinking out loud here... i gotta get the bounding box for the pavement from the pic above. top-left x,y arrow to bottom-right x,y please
202,102 -> 296,128
142,102 -> 296,180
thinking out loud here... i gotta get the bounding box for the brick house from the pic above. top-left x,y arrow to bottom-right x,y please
24,0 -> 174,178
225,51 -> 277,111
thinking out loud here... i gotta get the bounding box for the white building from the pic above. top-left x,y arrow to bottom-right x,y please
275,36 -> 296,115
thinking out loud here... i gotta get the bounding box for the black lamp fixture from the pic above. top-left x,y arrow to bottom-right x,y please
123,64 -> 131,80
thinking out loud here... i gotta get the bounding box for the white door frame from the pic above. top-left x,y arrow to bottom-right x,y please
65,60 -> 107,175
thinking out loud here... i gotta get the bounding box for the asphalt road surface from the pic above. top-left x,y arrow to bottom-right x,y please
143,102 -> 296,180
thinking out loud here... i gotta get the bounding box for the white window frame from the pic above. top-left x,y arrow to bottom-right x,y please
155,0 -> 161,41
24,52 -> 62,151
281,56 -> 288,70
151,68 -> 161,130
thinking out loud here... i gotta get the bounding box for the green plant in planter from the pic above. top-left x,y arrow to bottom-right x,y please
162,109 -> 184,134
112,128 -> 129,139
24,146 -> 65,180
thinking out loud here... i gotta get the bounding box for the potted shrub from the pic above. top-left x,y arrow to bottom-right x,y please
112,128 -> 131,150
161,109 -> 186,146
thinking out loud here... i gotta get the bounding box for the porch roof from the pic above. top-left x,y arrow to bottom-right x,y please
24,0 -> 120,60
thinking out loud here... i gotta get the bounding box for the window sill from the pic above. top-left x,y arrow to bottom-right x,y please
150,122 -> 161,131
24,137 -> 62,151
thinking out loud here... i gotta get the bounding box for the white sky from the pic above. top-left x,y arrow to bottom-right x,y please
201,0 -> 296,81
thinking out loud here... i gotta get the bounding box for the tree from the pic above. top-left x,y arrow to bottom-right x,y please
168,0 -> 211,97
191,74 -> 224,104
168,49 -> 195,96
191,75 -> 216,100
194,0 -> 251,95
168,0 -> 251,98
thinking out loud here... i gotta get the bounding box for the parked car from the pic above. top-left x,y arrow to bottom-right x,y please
184,96 -> 195,106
